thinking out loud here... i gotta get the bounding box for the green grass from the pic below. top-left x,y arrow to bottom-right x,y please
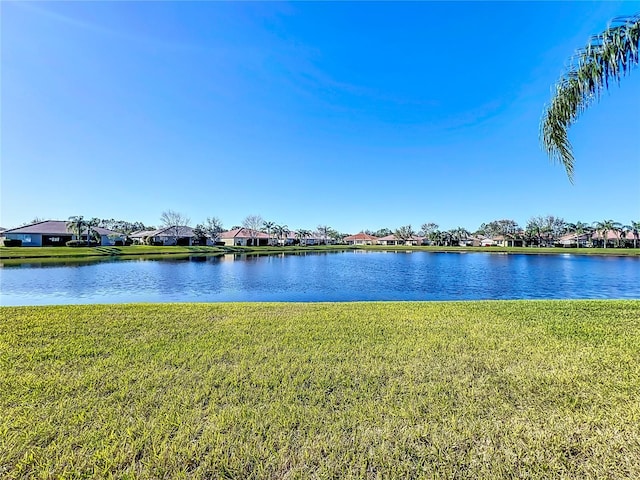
2,244 -> 638,262
0,244 -> 353,261
2,300 -> 639,478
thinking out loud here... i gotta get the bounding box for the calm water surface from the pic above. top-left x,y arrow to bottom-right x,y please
1,251 -> 638,305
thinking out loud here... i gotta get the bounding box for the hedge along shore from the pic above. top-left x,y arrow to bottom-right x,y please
2,300 -> 639,479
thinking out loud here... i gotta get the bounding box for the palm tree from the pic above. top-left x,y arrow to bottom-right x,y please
66,216 -> 86,241
630,221 -> 640,248
317,225 -> 331,245
573,221 -> 591,248
273,224 -> 290,246
86,217 -> 101,245
593,219 -> 621,248
296,229 -> 312,246
452,227 -> 471,246
262,221 -> 276,246
541,14 -> 640,182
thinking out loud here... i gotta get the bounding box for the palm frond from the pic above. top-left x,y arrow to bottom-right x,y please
540,13 -> 640,182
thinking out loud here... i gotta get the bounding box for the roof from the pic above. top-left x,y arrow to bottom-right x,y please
3,220 -> 122,236
559,232 -> 591,242
379,234 -> 422,241
130,226 -> 195,238
591,230 -> 636,240
219,228 -> 270,239
344,232 -> 378,241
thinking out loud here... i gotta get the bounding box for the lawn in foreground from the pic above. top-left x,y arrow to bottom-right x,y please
1,301 -> 639,479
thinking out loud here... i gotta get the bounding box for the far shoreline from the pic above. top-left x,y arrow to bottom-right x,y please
1,244 -> 639,264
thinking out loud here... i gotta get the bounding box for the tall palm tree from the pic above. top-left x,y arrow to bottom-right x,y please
66,216 -> 86,241
593,219 -> 621,248
630,221 -> 640,248
541,14 -> 640,182
296,229 -> 312,246
262,221 -> 275,246
273,224 -> 290,246
573,221 -> 590,248
86,217 -> 101,245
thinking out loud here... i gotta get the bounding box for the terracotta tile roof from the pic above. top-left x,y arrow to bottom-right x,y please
219,228 -> 269,239
344,232 -> 379,241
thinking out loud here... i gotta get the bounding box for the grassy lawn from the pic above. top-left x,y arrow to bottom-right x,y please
2,300 -> 639,478
1,245 -> 638,262
0,244 -> 352,261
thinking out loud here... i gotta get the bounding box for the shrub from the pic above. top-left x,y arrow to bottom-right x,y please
66,240 -> 98,247
2,239 -> 22,247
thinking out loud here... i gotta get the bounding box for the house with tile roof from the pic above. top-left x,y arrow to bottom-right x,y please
2,220 -> 124,247
377,234 -> 423,246
343,232 -> 378,245
219,228 -> 270,247
129,226 -> 197,246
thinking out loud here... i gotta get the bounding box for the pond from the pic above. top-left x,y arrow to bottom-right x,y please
1,250 -> 638,306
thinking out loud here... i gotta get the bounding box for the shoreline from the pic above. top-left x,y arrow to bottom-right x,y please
1,244 -> 639,263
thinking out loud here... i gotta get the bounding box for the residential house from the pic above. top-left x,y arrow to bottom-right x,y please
219,228 -> 270,247
343,232 -> 378,245
377,234 -> 422,246
2,220 -> 124,247
130,226 -> 197,246
591,230 -> 625,248
558,232 -> 592,248
492,235 -> 524,247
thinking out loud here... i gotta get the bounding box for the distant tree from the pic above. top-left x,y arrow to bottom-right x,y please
86,217 -> 101,245
611,222 -> 625,247
395,225 -> 415,244
450,227 -> 471,246
373,228 -> 393,238
565,221 -> 592,248
543,215 -> 566,245
483,219 -> 520,239
21,217 -> 45,226
273,224 -> 290,246
262,221 -> 276,246
327,228 -> 343,244
593,219 -> 620,248
99,219 -> 154,234
420,223 -> 439,238
160,210 -> 191,246
66,216 -> 86,241
429,230 -> 444,246
201,217 -> 224,244
242,214 -> 264,247
296,229 -> 312,246
317,225 -> 332,245
629,221 -> 640,248
192,225 -> 206,245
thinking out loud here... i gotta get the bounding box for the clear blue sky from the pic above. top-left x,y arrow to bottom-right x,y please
2,1 -> 639,233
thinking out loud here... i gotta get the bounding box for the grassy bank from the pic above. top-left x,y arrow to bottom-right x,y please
0,244 -> 352,261
1,244 -> 638,262
2,301 -> 639,478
